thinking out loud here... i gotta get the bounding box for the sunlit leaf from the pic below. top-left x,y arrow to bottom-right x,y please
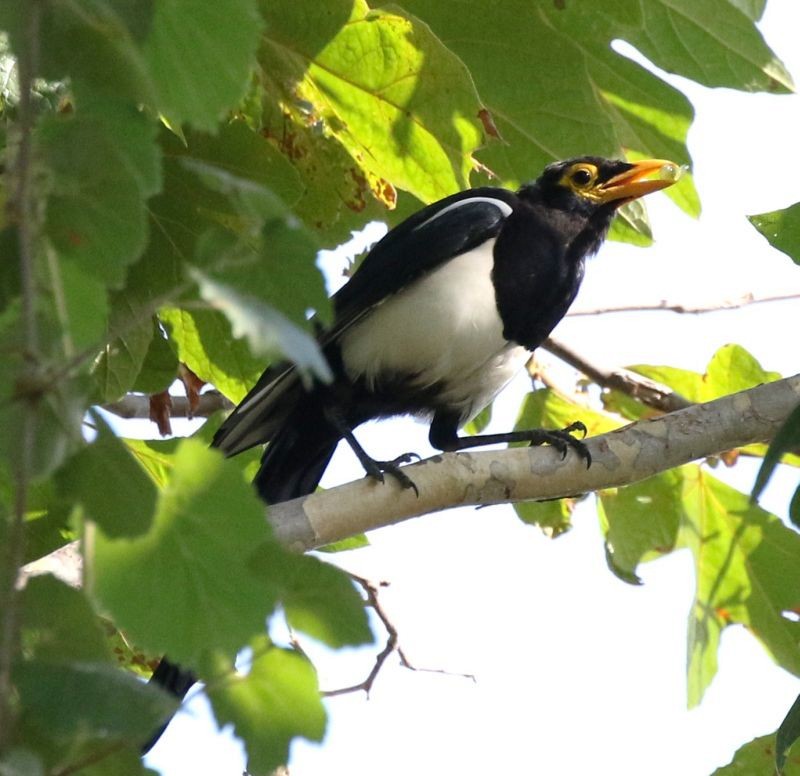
749,202 -> 800,265
205,643 -> 326,775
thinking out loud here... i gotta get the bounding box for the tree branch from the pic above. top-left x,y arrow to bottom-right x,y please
100,390 -> 233,421
541,337 -> 691,413
268,375 -> 800,552
1,1 -> 41,748
566,291 -> 800,317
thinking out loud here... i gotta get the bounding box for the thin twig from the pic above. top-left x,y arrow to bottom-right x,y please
322,574 -> 474,698
567,291 -> 800,317
541,337 -> 692,414
0,0 -> 41,748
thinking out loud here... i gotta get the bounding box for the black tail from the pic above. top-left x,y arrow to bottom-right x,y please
141,658 -> 196,754
253,405 -> 341,503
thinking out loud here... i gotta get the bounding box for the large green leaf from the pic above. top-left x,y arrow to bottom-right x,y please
678,468 -> 800,706
400,0 -> 698,211
38,100 -> 160,287
260,0 -> 485,204
144,0 -> 263,130
88,439 -> 279,665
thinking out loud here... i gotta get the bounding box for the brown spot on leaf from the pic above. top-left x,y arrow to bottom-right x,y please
478,108 -> 502,140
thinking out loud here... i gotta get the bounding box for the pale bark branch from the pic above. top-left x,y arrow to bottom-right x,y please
100,391 -> 233,421
25,376 -> 800,586
268,375 -> 800,553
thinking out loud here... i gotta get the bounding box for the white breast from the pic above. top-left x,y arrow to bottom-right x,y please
339,239 -> 529,422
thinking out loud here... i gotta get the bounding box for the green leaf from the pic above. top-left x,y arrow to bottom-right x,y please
0,2 -> 157,106
597,470 -> 683,578
400,0 -> 698,221
678,468 -> 800,706
159,307 -> 265,404
514,498 -> 578,537
88,439 -> 279,664
778,694 -> 800,775
93,308 -> 154,403
181,150 -> 328,327
749,203 -> 800,265
252,544 -> 373,648
631,343 -> 780,404
514,388 -> 622,439
189,270 -> 332,388
178,122 -> 304,209
752,402 -> 800,504
38,100 -> 160,287
15,661 -> 175,744
205,643 -> 326,775
20,575 -> 110,663
55,415 -> 158,538
712,733 -> 800,775
144,0 -> 263,130
131,320 -> 178,395
54,258 -> 110,354
260,0 -> 485,203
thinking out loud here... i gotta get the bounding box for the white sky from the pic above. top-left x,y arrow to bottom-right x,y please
146,2 -> 800,774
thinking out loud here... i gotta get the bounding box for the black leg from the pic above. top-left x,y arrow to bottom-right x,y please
324,406 -> 420,495
429,412 -> 591,467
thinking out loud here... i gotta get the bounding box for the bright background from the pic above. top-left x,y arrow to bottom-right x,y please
146,2 -> 800,773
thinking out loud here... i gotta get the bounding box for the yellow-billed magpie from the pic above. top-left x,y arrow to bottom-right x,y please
144,156 -> 679,751
212,156 -> 679,502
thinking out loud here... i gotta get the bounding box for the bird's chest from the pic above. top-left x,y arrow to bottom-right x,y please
491,212 -> 586,350
339,239 -> 527,417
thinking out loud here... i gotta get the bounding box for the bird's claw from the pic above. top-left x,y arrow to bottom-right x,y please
528,423 -> 591,468
363,452 -> 420,496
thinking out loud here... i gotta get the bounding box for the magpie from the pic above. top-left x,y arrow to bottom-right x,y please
143,156 -> 678,752
212,156 -> 679,502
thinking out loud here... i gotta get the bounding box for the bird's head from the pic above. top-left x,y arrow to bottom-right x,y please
522,156 -> 682,218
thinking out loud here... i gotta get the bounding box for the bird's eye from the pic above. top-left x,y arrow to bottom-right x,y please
571,168 -> 593,186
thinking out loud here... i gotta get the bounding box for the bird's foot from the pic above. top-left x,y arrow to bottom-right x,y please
528,421 -> 591,468
363,452 -> 421,496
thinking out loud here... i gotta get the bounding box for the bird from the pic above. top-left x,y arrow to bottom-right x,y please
211,155 -> 679,502
143,155 -> 679,752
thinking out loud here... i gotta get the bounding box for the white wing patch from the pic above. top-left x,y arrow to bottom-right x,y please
413,196 -> 513,232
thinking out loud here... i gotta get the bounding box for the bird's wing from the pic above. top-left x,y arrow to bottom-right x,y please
328,187 -> 517,340
212,188 -> 518,457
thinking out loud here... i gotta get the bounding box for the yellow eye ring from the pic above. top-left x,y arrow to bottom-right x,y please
570,166 -> 595,186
